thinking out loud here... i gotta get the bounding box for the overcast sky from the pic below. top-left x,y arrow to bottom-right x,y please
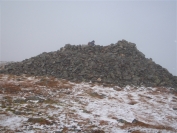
0,0 -> 176,76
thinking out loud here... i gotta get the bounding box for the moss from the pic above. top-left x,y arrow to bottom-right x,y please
13,99 -> 26,104
44,98 -> 57,104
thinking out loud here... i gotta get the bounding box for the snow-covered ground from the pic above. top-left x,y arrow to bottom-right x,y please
0,74 -> 177,133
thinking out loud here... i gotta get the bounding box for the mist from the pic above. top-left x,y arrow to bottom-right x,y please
0,1 -> 176,76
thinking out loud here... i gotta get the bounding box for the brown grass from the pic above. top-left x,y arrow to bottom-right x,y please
58,83 -> 73,89
171,99 -> 177,102
0,82 -> 21,94
99,120 -> 108,125
0,74 -> 74,93
6,74 -> 16,80
128,100 -> 137,105
108,114 -> 118,120
121,119 -> 174,131
0,101 -> 6,108
156,100 -> 166,104
27,117 -> 52,125
0,74 -> 3,78
91,130 -> 105,133
46,105 -> 56,109
3,96 -> 12,101
127,94 -> 138,105
35,77 -> 74,90
19,81 -> 35,88
150,87 -> 177,96
61,127 -> 68,133
35,77 -> 59,88
31,88 -> 44,95
127,94 -> 133,98
138,94 -> 153,105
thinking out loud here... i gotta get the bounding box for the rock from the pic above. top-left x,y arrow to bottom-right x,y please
0,39 -> 176,88
28,126 -> 33,130
14,111 -> 25,115
132,119 -> 138,123
173,108 -> 177,110
14,99 -> 26,103
63,71 -> 68,78
25,96 -> 44,102
97,78 -> 101,82
117,119 -> 127,123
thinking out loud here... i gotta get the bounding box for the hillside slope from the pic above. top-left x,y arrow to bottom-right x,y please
0,74 -> 177,132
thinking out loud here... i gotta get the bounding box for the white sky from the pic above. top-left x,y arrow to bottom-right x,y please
0,0 -> 176,76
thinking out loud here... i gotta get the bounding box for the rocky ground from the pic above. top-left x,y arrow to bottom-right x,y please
0,74 -> 177,133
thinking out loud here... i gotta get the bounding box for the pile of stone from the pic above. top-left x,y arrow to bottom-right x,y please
1,40 -> 177,88
0,61 -> 14,70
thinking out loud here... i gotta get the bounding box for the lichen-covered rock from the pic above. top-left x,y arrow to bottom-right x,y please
0,39 -> 176,88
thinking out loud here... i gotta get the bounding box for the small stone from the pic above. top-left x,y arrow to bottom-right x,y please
117,119 -> 127,123
14,111 -> 23,115
28,126 -> 33,130
97,78 -> 101,81
132,119 -> 138,123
